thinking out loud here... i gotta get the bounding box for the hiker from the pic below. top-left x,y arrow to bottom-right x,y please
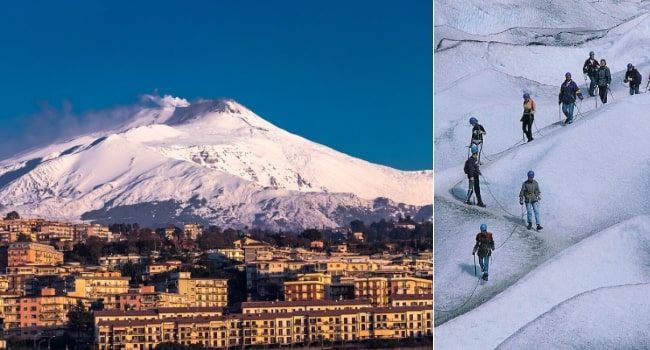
596,59 -> 611,104
582,51 -> 599,96
519,170 -> 542,231
521,93 -> 535,142
624,63 -> 642,95
469,117 -> 486,160
464,146 -> 485,207
472,223 -> 495,281
558,72 -> 583,124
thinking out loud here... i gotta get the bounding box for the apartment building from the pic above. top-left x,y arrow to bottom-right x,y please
4,287 -> 92,339
390,293 -> 433,307
183,223 -> 203,240
68,271 -> 130,304
74,223 -> 113,241
94,304 -> 432,350
389,275 -> 433,295
37,222 -> 74,242
241,299 -> 372,314
7,242 -> 64,267
339,275 -> 390,306
146,260 -> 182,276
103,285 -> 190,311
173,272 -> 228,308
99,254 -> 148,271
283,273 -> 331,301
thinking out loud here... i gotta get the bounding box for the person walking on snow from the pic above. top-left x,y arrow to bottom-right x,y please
519,170 -> 542,231
521,93 -> 536,142
624,63 -> 642,95
472,223 -> 495,281
469,117 -> 486,162
582,51 -> 599,96
596,59 -> 611,104
559,72 -> 583,124
464,146 -> 485,207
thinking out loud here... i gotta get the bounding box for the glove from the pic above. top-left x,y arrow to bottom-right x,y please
519,200 -> 524,205
537,195 -> 541,201
558,100 -> 562,105
472,252 -> 475,256
579,95 -> 583,100
624,79 -> 628,83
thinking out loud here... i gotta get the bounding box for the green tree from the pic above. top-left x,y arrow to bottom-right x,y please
5,211 -> 20,220
16,232 -> 32,242
300,228 -> 322,242
67,299 -> 94,339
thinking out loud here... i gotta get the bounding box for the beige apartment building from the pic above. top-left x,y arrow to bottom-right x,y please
68,271 -> 130,304
7,242 -> 64,267
173,272 -> 228,308
94,303 -> 432,350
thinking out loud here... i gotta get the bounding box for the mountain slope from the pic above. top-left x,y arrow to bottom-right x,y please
0,98 -> 432,230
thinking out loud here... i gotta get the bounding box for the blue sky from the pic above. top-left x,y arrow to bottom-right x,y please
0,1 -> 432,171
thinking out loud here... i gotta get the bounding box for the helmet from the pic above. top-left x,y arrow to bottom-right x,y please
565,72 -> 571,78
523,92 -> 530,99
627,63 -> 633,69
589,51 -> 594,56
469,117 -> 478,125
527,170 -> 535,178
471,146 -> 479,154
480,224 -> 487,231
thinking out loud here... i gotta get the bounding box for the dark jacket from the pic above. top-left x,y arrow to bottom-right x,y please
473,231 -> 495,257
464,155 -> 480,179
625,68 -> 642,85
559,79 -> 583,104
471,124 -> 486,143
583,58 -> 599,76
597,66 -> 611,86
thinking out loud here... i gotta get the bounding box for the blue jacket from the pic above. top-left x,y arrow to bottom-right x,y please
625,68 -> 642,85
596,66 -> 611,87
559,79 -> 582,104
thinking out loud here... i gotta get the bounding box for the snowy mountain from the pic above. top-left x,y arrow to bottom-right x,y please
0,97 -> 432,230
435,0 -> 650,348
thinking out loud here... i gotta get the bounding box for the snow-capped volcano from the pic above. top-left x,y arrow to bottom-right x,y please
0,97 -> 432,230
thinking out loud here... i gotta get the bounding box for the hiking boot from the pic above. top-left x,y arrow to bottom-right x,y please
482,273 -> 488,281
477,202 -> 486,207
527,222 -> 532,230
464,200 -> 472,205
537,224 -> 543,231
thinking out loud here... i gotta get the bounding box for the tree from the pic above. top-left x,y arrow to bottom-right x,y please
16,233 -> 32,242
300,229 -> 322,242
67,300 -> 94,339
5,211 -> 19,220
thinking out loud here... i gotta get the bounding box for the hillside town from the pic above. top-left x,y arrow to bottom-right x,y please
0,214 -> 432,349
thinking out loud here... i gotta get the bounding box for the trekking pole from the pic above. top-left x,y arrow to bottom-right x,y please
473,254 -> 477,276
608,85 -> 614,100
558,103 -> 561,121
521,203 -> 525,224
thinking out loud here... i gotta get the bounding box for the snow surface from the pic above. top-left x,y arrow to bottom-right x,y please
0,98 -> 431,230
435,1 -> 650,348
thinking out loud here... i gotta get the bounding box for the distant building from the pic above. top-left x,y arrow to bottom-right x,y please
183,223 -> 203,240
172,271 -> 228,308
7,242 -> 64,267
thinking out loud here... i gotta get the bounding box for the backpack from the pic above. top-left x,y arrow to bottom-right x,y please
464,158 -> 471,174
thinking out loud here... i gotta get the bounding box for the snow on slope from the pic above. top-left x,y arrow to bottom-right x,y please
0,98 -> 431,229
435,0 -> 650,348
